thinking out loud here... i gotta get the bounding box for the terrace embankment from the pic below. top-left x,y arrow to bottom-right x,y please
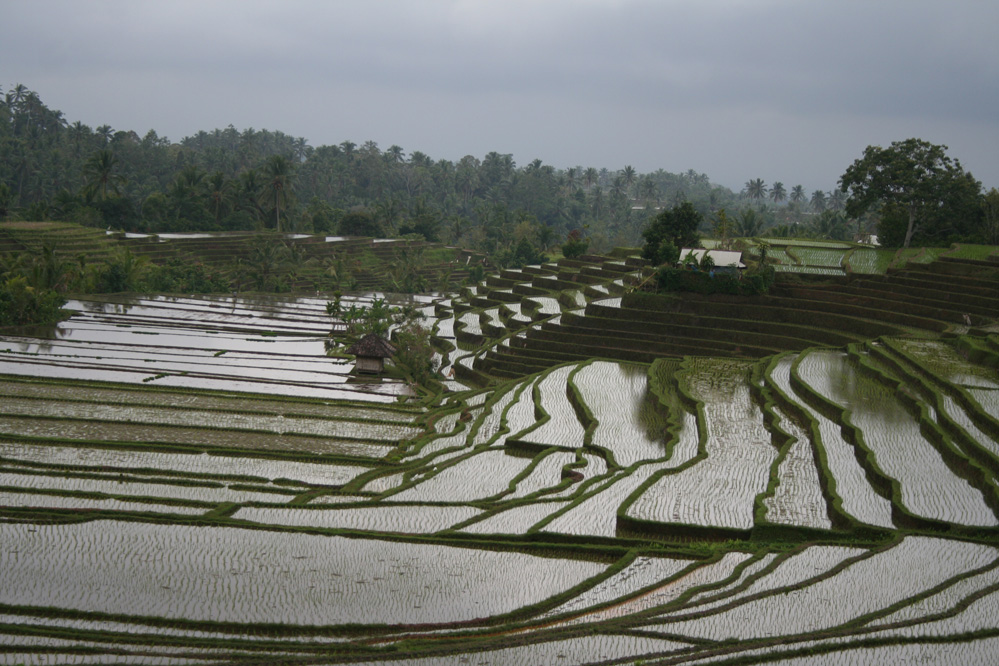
478,258 -> 999,379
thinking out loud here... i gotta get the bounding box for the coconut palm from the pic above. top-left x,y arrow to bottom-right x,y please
620,165 -> 637,196
737,208 -> 765,237
810,189 -> 827,212
789,184 -> 806,204
583,167 -> 598,191
82,149 -> 124,201
261,155 -> 295,232
770,182 -> 787,204
827,189 -> 847,211
745,178 -> 767,201
205,171 -> 235,225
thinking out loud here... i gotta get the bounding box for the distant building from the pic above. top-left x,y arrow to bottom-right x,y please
678,249 -> 746,274
347,334 -> 397,374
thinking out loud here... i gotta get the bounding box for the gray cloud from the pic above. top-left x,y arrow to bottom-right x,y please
4,0 -> 997,192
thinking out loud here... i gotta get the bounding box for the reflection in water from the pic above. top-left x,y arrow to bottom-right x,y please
0,294 -> 434,403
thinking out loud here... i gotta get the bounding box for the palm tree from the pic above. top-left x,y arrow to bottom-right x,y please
744,178 -> 767,201
736,208 -> 764,237
789,184 -> 806,204
236,169 -> 265,223
385,145 -> 405,164
82,149 -> 124,201
565,167 -> 577,193
583,167 -> 598,191
620,165 -> 637,196
638,177 -> 660,208
261,155 -> 294,232
95,124 -> 114,146
827,189 -> 846,211
810,190 -> 827,213
206,171 -> 234,225
770,182 -> 786,204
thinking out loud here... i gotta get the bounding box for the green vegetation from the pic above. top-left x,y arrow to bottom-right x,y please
840,138 -> 984,248
0,275 -> 65,326
641,201 -> 702,266
5,84 -> 999,665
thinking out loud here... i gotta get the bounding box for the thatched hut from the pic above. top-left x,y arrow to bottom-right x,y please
347,334 -> 397,374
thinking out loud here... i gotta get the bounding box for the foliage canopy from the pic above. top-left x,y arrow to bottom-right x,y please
641,202 -> 702,266
839,138 -> 982,248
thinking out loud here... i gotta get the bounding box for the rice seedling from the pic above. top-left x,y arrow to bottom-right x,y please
627,359 -> 777,530
0,442 -> 368,487
659,537 -> 996,641
0,521 -> 607,626
0,397 -> 423,441
798,350 -> 997,527
0,490 -> 208,515
507,451 -> 579,499
539,466 -> 662,537
234,504 -> 482,533
459,500 -> 571,535
780,353 -> 895,528
0,469 -> 288,505
385,450 -> 533,502
575,361 -> 671,466
543,555 -> 695,618
550,552 -> 753,626
514,366 -> 586,449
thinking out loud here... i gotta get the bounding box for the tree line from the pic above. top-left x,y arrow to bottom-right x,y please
2,84 -> 996,256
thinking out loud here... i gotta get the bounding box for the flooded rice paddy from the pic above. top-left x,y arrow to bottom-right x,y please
2,294 -> 999,663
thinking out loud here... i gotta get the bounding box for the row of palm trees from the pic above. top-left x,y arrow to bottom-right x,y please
79,149 -> 297,232
743,178 -> 846,212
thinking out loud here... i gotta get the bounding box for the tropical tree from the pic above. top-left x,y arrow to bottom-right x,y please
770,182 -> 786,204
789,184 -> 806,204
205,171 -> 234,225
82,149 -> 125,201
711,209 -> 735,248
736,208 -> 765,237
261,155 -> 295,232
827,188 -> 846,211
641,202 -> 702,265
839,138 -> 982,248
620,165 -> 637,196
984,189 -> 999,245
810,190 -> 827,212
744,178 -> 767,201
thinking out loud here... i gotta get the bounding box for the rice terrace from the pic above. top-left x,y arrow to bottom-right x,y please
0,222 -> 998,666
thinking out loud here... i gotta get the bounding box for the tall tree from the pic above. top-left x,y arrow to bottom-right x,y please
810,189 -> 827,213
744,178 -> 767,201
620,165 -> 637,196
82,149 -> 124,201
641,201 -> 702,265
770,181 -> 786,204
839,138 -> 982,248
789,184 -> 806,204
262,155 -> 294,232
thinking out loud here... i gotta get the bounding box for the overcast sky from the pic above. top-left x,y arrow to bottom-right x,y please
4,0 -> 997,193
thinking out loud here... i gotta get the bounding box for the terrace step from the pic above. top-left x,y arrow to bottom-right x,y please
780,284 -> 987,324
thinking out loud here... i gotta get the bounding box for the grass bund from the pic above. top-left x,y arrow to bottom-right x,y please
2,238 -> 999,663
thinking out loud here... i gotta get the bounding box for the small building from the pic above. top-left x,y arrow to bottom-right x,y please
678,249 -> 746,274
347,334 -> 397,374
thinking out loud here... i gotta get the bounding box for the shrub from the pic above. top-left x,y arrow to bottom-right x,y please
654,267 -> 773,296
561,229 -> 590,258
0,276 -> 66,326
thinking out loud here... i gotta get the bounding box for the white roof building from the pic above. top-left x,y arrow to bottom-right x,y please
678,249 -> 746,269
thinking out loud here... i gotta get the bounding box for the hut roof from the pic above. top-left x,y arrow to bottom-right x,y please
347,333 -> 397,359
678,249 -> 746,269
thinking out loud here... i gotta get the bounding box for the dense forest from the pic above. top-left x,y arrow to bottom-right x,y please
1,84 -> 996,259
